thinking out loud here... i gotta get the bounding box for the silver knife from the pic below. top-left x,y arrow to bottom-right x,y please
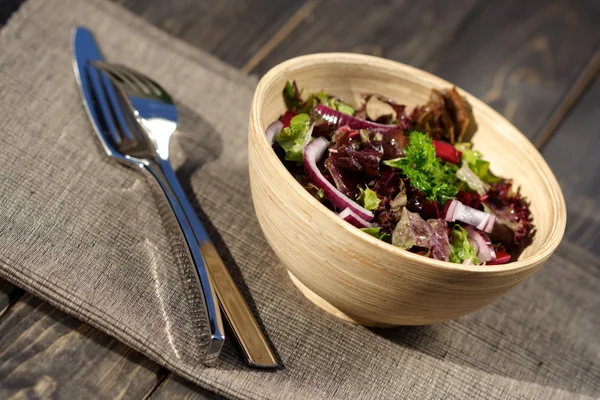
72,26 -> 225,365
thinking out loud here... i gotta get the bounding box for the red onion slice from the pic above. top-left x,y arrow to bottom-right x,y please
339,208 -> 375,228
465,226 -> 496,263
303,137 -> 374,221
314,104 -> 399,133
444,200 -> 459,222
266,120 -> 284,144
468,237 -> 478,252
482,215 -> 495,233
444,200 -> 495,233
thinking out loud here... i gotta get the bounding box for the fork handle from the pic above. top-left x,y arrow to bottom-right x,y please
158,159 -> 279,368
144,161 -> 225,366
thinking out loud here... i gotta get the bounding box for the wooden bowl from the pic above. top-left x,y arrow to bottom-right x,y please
248,53 -> 566,327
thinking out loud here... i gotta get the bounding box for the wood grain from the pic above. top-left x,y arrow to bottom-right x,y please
250,0 -> 483,75
542,72 -> 600,257
426,0 -> 600,141
0,279 -> 22,317
249,53 -> 566,326
0,0 -> 24,27
251,0 -> 600,141
534,50 -> 600,149
150,375 -> 223,400
0,294 -> 167,399
113,0 -> 307,68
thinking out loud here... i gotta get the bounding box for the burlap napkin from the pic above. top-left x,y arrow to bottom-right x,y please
0,0 -> 598,398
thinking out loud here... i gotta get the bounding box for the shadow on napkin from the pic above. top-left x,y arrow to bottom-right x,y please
370,325 -> 442,356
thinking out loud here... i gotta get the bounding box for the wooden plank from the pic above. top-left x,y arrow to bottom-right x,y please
425,0 -> 600,141
113,0 -> 308,68
250,0 -> 482,75
150,375 -> 223,400
0,294 -> 167,399
251,0 -> 600,141
534,50 -> 600,149
0,279 -> 23,317
541,70 -> 600,257
0,0 -> 24,27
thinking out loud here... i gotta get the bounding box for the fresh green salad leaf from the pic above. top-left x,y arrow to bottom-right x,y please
306,91 -> 329,109
304,183 -> 324,201
455,142 -> 499,184
361,227 -> 391,241
283,80 -> 355,116
449,225 -> 478,264
335,101 -> 355,116
384,131 -> 459,204
274,113 -> 311,163
283,81 -> 302,110
357,186 -> 381,211
457,161 -> 489,195
304,91 -> 355,115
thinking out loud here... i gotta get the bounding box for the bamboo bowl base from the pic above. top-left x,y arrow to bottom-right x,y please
288,272 -> 395,328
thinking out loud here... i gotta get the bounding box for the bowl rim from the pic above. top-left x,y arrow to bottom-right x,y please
251,52 -> 567,274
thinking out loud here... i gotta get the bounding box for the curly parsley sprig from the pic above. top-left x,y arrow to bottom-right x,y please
383,131 -> 460,204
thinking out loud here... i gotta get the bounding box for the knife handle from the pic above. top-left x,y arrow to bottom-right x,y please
200,242 -> 279,367
158,159 -> 279,368
144,162 -> 225,365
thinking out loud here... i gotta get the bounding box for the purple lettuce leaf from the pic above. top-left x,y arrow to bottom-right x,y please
324,127 -> 384,197
392,208 -> 450,261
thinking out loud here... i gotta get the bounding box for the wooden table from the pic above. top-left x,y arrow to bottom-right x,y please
0,0 -> 598,398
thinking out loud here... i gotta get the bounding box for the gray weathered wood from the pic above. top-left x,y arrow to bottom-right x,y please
542,71 -> 600,257
425,0 -> 600,141
114,0 -> 307,68
0,0 -> 24,26
0,279 -> 22,317
251,0 -> 482,75
252,0 -> 600,142
150,374 -> 224,400
0,294 -> 167,399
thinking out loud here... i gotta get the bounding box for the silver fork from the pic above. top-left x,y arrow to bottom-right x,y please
91,62 -> 279,368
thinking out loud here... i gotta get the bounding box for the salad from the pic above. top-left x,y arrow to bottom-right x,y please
266,81 -> 535,265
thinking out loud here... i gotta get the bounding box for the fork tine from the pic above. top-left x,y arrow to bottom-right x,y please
96,68 -> 140,142
113,64 -> 171,101
86,65 -> 122,146
137,73 -> 174,103
111,65 -> 154,96
92,61 -> 142,95
93,61 -> 174,105
129,69 -> 166,97
124,67 -> 178,122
